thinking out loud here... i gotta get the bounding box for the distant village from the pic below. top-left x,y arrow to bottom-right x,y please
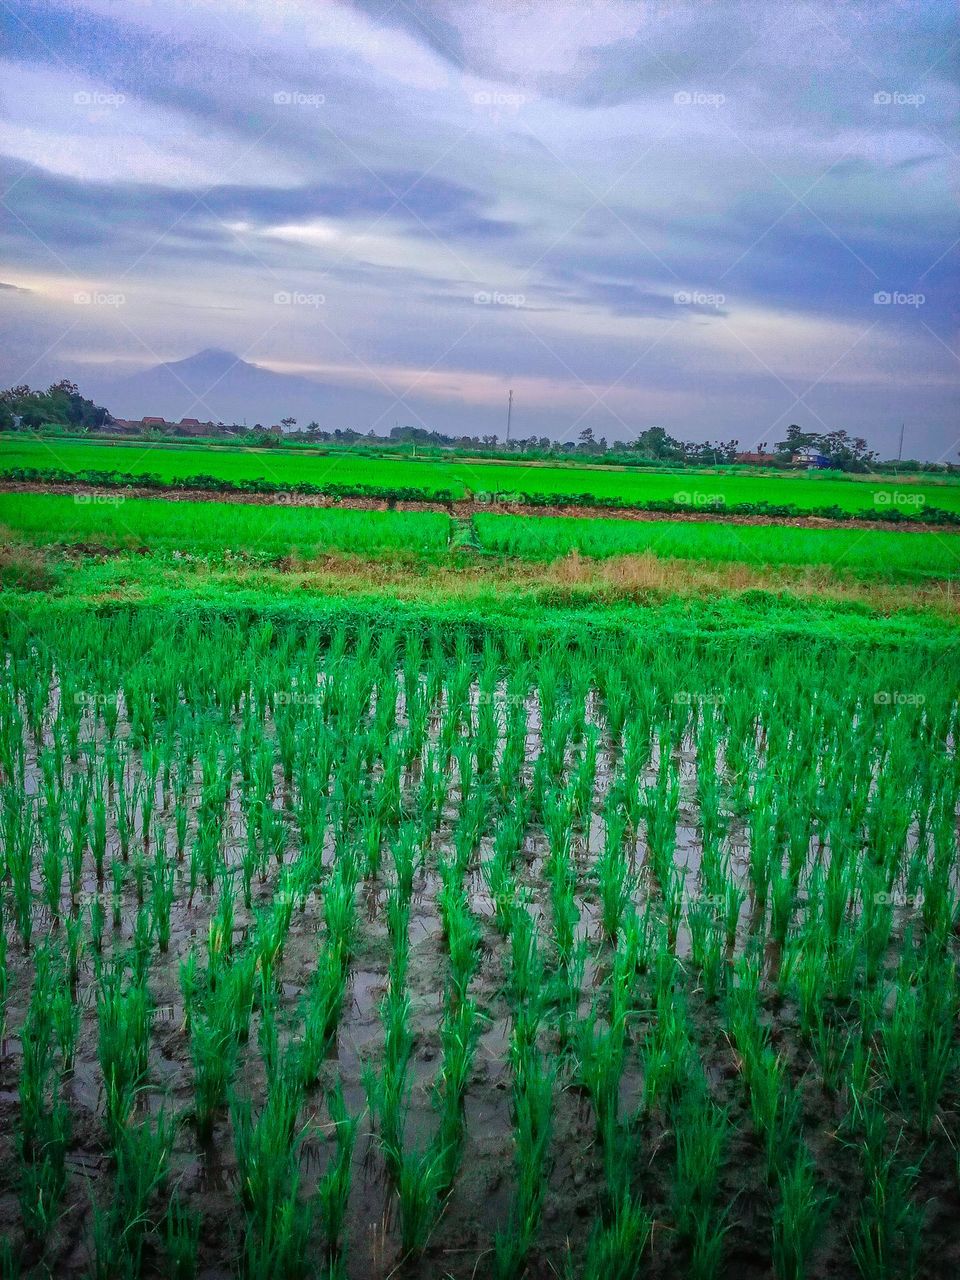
5,380 -> 938,472
103,416 -> 833,468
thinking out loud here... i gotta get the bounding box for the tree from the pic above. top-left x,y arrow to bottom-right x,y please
629,426 -> 685,461
280,416 -> 296,431
0,380 -> 111,430
774,424 -> 877,471
774,424 -> 818,455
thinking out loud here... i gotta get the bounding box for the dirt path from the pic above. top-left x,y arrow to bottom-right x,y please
2,480 -> 956,534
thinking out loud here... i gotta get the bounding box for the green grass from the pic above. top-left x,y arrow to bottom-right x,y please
5,492 -> 960,581
474,513 -> 960,580
0,492 -> 451,558
4,434 -> 960,513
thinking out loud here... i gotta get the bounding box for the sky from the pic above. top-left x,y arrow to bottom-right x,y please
0,0 -> 957,457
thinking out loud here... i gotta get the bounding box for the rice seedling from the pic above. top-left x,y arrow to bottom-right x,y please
849,1113 -> 924,1280
17,946 -> 71,1239
318,1084 -> 358,1255
109,1109 -> 175,1273
495,1029 -> 556,1279
299,944 -> 350,1087
772,1143 -> 831,1280
671,1086 -> 728,1243
165,1194 -> 202,1280
0,597 -> 955,1275
577,1193 -> 654,1280
578,1007 -> 627,1137
396,1144 -> 449,1257
96,965 -> 153,1140
231,1052 -> 306,1230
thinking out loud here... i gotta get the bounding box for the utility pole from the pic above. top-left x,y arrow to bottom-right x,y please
897,422 -> 905,463
505,388 -> 513,445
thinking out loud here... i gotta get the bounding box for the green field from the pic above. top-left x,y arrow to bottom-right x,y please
2,448 -> 959,1280
4,492 -> 958,581
475,512 -> 960,580
0,591 -> 957,1278
0,492 -> 450,558
4,434 -> 960,514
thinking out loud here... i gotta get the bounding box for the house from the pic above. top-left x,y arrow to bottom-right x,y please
174,418 -> 215,437
734,451 -> 779,466
141,417 -> 167,429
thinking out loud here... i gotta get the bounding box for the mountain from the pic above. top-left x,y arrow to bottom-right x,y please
82,349 -> 410,430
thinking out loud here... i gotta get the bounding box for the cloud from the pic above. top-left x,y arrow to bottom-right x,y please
0,0 -> 956,455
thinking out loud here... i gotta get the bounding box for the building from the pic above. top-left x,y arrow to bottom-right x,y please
734,451 -> 779,466
174,417 -> 216,437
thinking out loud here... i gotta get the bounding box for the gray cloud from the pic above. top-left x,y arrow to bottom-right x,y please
0,0 -> 956,455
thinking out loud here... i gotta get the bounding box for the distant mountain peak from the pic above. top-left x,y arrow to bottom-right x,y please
166,348 -> 246,369
88,344 -> 396,426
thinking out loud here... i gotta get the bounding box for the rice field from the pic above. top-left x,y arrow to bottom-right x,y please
475,512 -> 960,581
3,492 -> 957,582
0,602 -> 957,1279
0,493 -> 450,559
4,435 -> 960,514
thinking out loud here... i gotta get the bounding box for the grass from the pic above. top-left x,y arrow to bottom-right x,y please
474,512 -> 960,580
4,432 -> 960,512
4,492 -> 960,592
0,492 -> 451,558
